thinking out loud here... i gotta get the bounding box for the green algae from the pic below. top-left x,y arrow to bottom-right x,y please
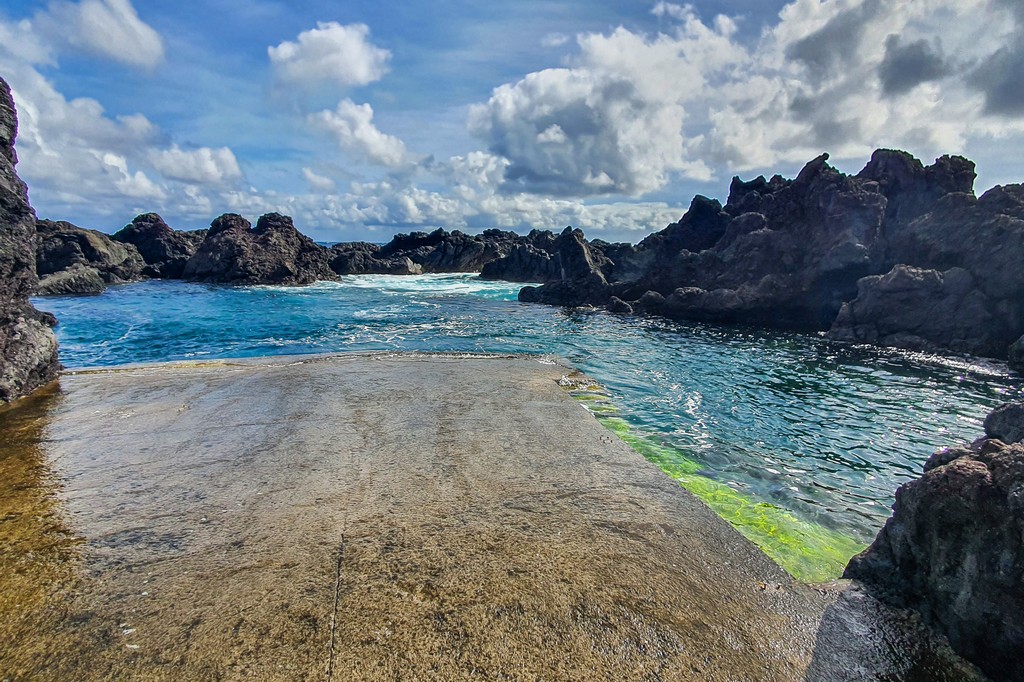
590,412 -> 866,583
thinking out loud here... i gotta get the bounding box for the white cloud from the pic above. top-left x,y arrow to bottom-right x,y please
302,167 -> 336,192
540,32 -> 571,48
149,145 -> 242,185
468,18 -> 730,197
651,2 -> 690,21
310,99 -> 415,168
268,22 -> 390,90
37,0 -> 164,69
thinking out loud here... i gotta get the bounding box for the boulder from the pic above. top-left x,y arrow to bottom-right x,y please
844,418 -> 1024,682
1010,335 -> 1024,371
480,243 -> 558,282
0,77 -> 59,402
112,213 -> 206,278
36,219 -> 145,288
516,227 -> 610,306
329,243 -> 422,275
36,264 -> 106,296
828,265 -> 1009,357
984,403 -> 1024,444
182,213 -> 336,285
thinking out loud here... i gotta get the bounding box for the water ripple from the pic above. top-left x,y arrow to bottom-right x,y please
34,274 -> 1022,542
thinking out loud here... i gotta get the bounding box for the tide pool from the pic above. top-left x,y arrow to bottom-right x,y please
34,274 -> 1022,580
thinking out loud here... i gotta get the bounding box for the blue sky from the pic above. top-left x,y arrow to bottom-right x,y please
1,0 -> 1022,242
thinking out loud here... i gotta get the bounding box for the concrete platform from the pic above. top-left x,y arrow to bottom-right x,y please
0,354 -> 982,680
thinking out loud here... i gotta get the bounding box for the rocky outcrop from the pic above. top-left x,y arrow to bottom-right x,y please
0,77 -> 59,402
518,227 -> 612,306
112,213 -> 206,278
328,242 -> 422,275
332,227 -> 556,277
35,264 -> 106,296
502,149 -> 1024,362
829,265 -> 1008,357
182,213 -> 336,285
35,219 -> 145,294
844,404 -> 1024,682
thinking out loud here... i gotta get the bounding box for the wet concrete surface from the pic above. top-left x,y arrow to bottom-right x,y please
0,354 -> 986,681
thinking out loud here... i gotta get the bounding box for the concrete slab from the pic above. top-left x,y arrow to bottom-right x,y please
0,354 -> 983,680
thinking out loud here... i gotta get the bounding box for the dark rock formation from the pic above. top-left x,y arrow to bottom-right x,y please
829,265 -> 1007,357
36,264 -> 106,296
35,219 -> 145,294
0,77 -> 59,401
984,403 -> 1024,444
517,228 -> 612,306
845,406 -> 1024,682
479,230 -> 560,282
1010,336 -> 1024,372
499,148 -> 1024,363
332,227 -> 556,278
182,212 -> 336,285
329,242 -> 422,275
112,213 -> 206,278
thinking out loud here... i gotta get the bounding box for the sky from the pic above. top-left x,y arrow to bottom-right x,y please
1,0 -> 1022,243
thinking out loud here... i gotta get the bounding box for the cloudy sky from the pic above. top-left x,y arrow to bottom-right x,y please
1,0 -> 1022,242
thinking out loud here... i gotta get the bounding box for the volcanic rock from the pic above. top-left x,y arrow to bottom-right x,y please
36,264 -> 106,296
35,219 -> 145,292
112,213 -> 206,278
984,403 -> 1024,444
828,265 -> 1006,357
845,414 -> 1024,682
182,212 -> 336,285
329,242 -> 422,275
515,227 -> 610,306
0,77 -> 59,401
502,148 -> 1024,362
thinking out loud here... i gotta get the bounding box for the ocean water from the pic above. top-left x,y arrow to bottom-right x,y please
34,274 -> 1021,577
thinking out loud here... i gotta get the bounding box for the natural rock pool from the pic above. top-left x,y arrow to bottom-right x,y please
34,273 -> 1023,581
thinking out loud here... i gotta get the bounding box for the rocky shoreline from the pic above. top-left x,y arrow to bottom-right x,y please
2,73 -> 1023,679
847,402 -> 1024,682
27,147 -> 1024,371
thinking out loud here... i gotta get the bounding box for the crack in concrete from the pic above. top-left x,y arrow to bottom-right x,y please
326,536 -> 345,682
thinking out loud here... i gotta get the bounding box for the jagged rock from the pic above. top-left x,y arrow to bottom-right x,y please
112,213 -> 206,278
36,264 -> 106,296
331,227 -> 545,277
844,415 -> 1024,682
1010,335 -> 1024,371
984,403 -> 1024,444
36,219 -> 145,287
513,149 -> 1024,362
182,213 -> 336,285
480,243 -> 557,282
516,227 -> 610,306
0,77 -> 59,402
329,243 -> 421,275
606,296 -> 633,314
828,265 -> 1007,356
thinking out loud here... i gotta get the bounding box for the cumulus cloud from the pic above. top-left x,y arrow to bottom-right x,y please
149,145 -> 242,185
651,2 -> 690,21
468,15 -> 732,197
310,99 -> 415,168
36,0 -> 164,69
268,22 -> 390,90
302,167 -> 336,192
878,35 -> 950,96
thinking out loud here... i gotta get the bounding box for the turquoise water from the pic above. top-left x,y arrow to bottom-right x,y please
34,274 -> 1021,548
